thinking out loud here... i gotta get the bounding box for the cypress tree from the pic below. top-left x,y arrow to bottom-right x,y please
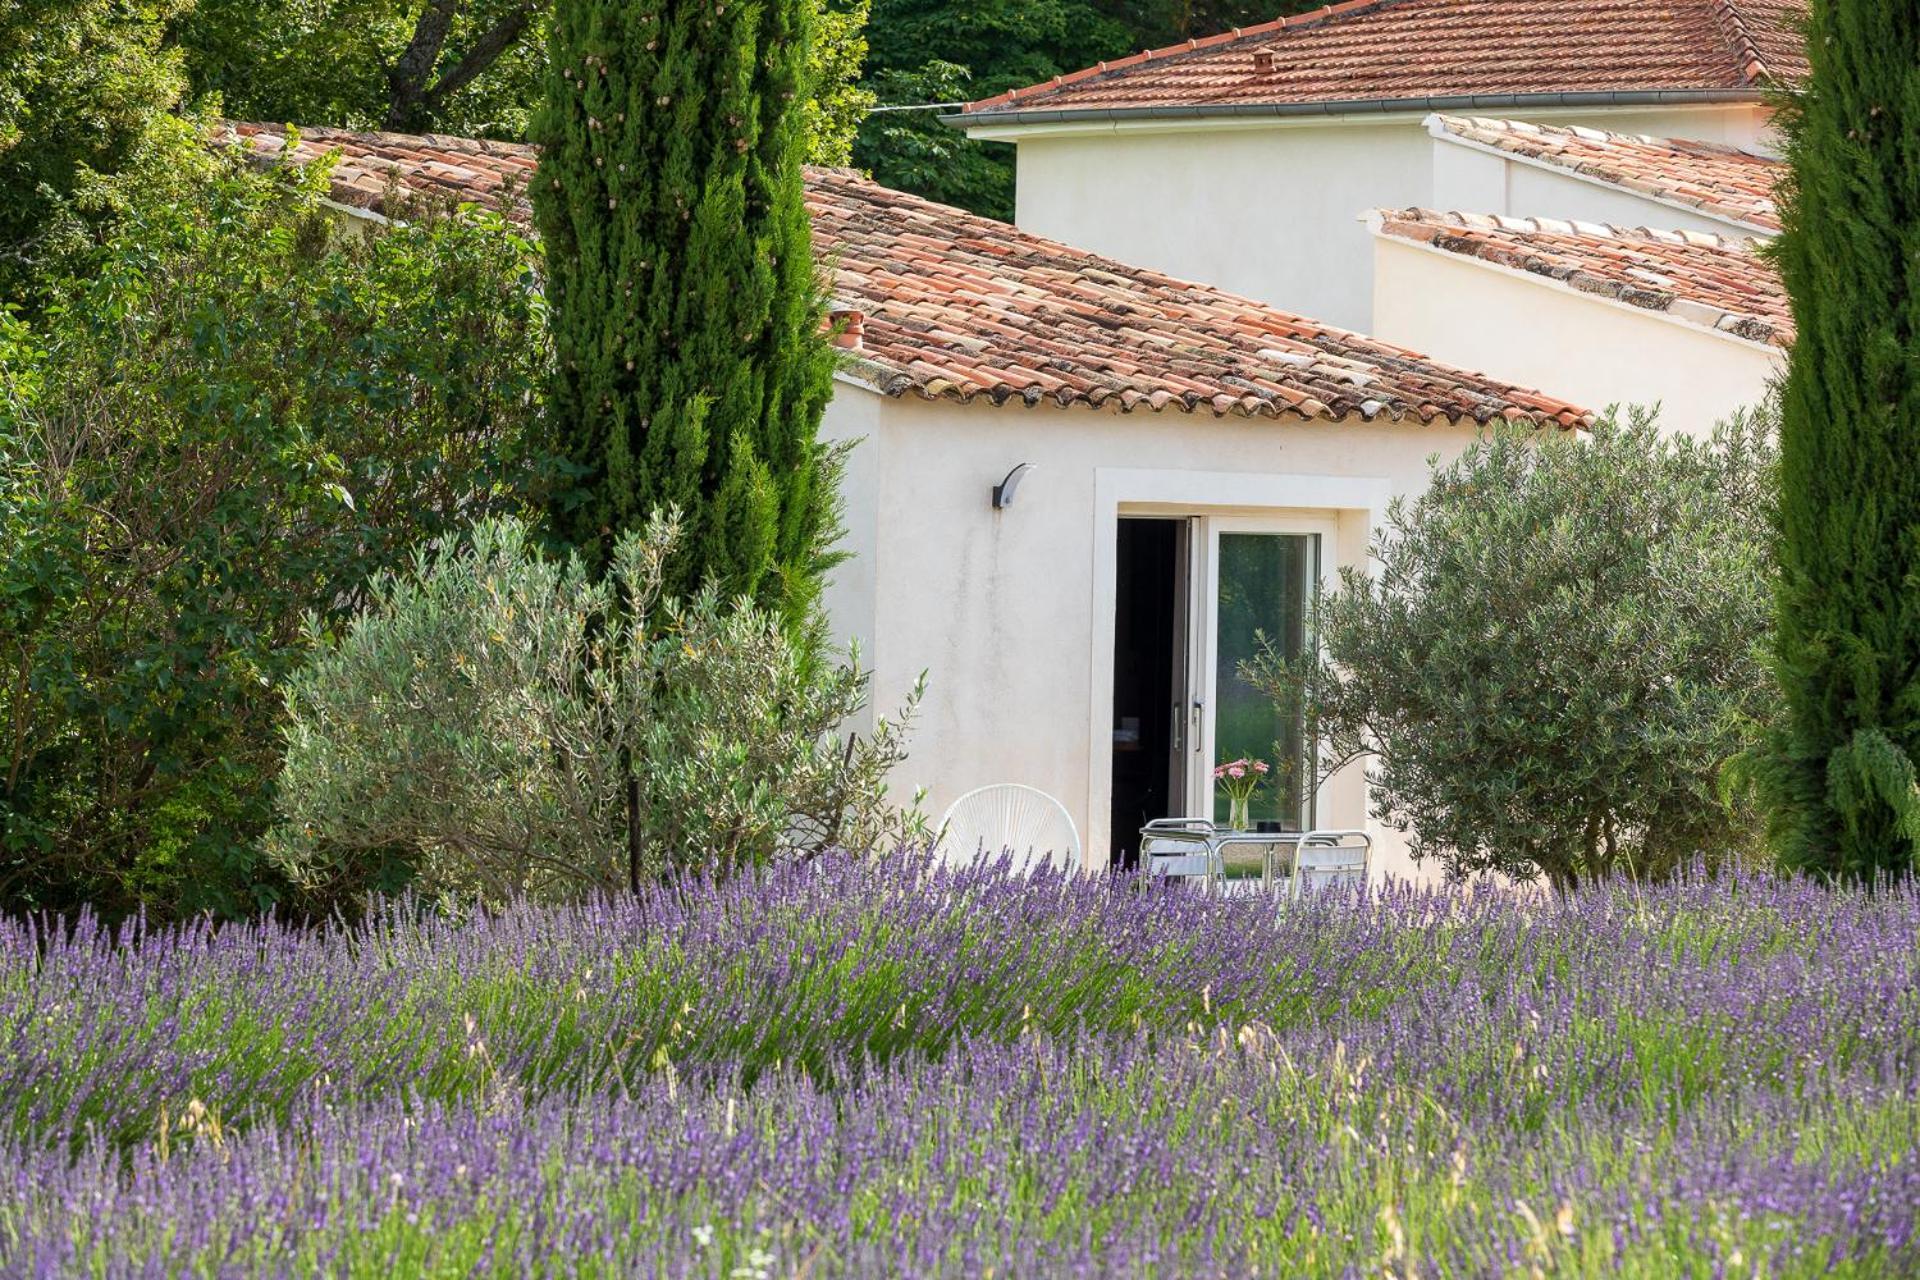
532,0 -> 838,624
1766,0 -> 1920,877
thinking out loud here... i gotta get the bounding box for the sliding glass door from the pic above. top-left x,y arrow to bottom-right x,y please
1195,520 -> 1323,830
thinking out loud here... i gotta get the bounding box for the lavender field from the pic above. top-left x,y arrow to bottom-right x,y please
2,856 -> 1916,1277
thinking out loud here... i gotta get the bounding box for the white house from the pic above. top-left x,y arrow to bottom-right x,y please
221,122 -> 1587,879
948,0 -> 1801,331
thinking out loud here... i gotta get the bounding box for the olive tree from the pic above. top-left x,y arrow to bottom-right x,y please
270,514 -> 924,905
1248,410 -> 1777,891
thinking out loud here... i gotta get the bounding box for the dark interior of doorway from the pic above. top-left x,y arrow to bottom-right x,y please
1110,517 -> 1183,869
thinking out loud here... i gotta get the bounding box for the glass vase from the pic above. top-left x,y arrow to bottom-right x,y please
1227,793 -> 1251,832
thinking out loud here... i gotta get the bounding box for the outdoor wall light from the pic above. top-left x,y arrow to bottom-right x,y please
992,463 -> 1035,510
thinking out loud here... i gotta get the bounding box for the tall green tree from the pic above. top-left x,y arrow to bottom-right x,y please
533,0 -> 839,623
1763,0 -> 1920,879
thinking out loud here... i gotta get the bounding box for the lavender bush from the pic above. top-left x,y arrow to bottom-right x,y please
1,856 -> 1914,1276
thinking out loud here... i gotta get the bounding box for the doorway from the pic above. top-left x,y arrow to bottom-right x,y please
1109,518 -> 1188,867
1109,514 -> 1324,867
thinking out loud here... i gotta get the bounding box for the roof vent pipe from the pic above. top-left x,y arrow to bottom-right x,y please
828,308 -> 864,350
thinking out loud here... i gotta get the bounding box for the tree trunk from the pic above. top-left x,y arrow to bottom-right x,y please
381,0 -> 545,133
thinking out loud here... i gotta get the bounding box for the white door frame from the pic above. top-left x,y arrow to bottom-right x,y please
1088,467 -> 1392,871
1190,513 -> 1338,824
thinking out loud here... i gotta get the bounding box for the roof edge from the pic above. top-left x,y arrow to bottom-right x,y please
837,356 -> 1589,428
947,88 -> 1767,133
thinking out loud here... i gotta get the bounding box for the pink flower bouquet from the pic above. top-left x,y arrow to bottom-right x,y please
1212,758 -> 1269,814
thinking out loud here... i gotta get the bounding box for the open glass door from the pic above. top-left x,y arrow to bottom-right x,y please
1195,522 -> 1322,830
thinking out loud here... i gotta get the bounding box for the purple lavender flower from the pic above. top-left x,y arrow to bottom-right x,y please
0,857 -> 1913,1275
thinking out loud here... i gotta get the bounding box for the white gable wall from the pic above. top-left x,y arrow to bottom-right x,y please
1370,236 -> 1782,437
1430,135 -> 1778,237
818,383 -> 1494,883
980,103 -> 1773,332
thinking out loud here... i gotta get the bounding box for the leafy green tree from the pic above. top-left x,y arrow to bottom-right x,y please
176,0 -> 869,160
179,0 -> 568,139
1761,0 -> 1920,880
1248,413 -> 1778,892
806,0 -> 875,166
0,140 -> 548,919
271,514 -> 923,905
854,0 -> 1130,218
533,0 -> 839,624
0,0 -> 190,300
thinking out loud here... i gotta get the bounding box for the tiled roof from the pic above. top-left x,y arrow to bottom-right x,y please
217,122 -> 1589,428
1372,208 -> 1789,347
224,122 -> 544,221
1429,115 -> 1783,231
959,0 -> 1805,122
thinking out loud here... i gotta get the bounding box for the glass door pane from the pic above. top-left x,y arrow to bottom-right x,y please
1211,531 -> 1315,829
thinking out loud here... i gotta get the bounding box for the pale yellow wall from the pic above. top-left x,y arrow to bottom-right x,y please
995,104 -> 1772,332
819,385 -> 1492,883
1369,237 -> 1783,436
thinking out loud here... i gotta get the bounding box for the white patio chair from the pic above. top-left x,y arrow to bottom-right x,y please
1289,829 -> 1372,900
935,784 -> 1082,874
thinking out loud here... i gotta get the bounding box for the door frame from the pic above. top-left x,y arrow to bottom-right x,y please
1189,514 -> 1336,824
1088,468 -> 1392,871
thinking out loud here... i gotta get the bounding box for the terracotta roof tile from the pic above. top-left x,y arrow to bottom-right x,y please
1373,207 -> 1789,346
216,122 -> 1588,428
1429,115 -> 1783,231
959,0 -> 1805,121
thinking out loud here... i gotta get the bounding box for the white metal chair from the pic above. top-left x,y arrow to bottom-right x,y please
1140,818 -> 1224,892
935,784 -> 1082,873
1289,829 -> 1372,900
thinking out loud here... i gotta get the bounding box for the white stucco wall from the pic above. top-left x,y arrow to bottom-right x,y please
981,103 -> 1773,332
817,384 -> 883,734
818,383 -> 1492,883
1369,236 -> 1783,437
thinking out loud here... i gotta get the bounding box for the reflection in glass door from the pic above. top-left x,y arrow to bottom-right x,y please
1202,527 -> 1319,830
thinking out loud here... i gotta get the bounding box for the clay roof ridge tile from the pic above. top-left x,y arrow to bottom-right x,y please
1709,0 -> 1774,86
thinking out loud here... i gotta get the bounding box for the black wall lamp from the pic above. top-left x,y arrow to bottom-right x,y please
992,462 -> 1034,510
